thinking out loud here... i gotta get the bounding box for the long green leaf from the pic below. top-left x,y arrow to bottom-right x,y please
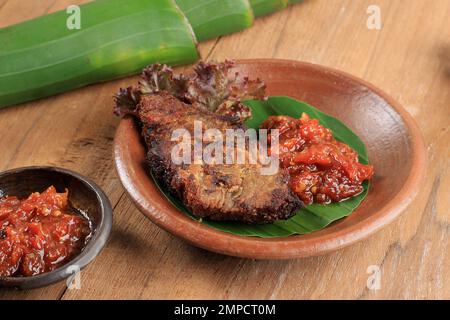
176,0 -> 254,41
0,0 -> 199,108
250,0 -> 288,17
153,96 -> 371,238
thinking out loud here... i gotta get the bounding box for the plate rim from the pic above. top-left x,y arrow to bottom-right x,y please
113,58 -> 427,259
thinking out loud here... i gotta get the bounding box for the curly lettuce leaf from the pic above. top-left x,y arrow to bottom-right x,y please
114,61 -> 266,122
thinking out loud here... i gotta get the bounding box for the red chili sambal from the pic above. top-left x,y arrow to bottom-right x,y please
261,113 -> 374,205
0,186 -> 91,277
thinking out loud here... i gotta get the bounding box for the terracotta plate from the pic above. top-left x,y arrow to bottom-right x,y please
114,59 -> 426,259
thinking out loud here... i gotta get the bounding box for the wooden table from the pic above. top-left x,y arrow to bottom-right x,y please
0,0 -> 449,300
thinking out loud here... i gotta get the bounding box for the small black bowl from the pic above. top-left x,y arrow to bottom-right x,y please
0,166 -> 112,289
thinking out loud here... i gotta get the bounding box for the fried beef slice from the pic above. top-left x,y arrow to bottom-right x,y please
136,92 -> 301,224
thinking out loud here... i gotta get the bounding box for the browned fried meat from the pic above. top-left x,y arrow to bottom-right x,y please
115,61 -> 302,224
138,93 -> 301,223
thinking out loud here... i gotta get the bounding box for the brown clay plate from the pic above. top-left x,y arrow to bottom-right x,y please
113,59 -> 426,259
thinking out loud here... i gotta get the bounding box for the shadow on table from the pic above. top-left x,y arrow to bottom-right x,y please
438,44 -> 450,79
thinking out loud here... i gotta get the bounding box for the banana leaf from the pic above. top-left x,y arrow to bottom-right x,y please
176,0 -> 254,41
0,0 -> 199,108
250,0 -> 288,17
154,96 -> 371,238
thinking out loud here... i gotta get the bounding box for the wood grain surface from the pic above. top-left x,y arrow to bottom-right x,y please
0,0 -> 449,299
